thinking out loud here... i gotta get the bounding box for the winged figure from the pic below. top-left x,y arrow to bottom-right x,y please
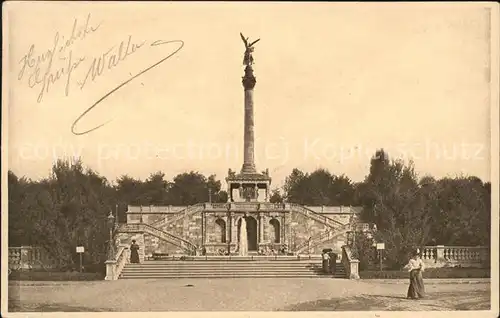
240,32 -> 260,66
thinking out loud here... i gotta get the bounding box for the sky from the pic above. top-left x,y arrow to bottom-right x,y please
5,2 -> 494,190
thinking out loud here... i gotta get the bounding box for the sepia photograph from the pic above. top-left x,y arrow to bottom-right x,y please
2,1 -> 499,316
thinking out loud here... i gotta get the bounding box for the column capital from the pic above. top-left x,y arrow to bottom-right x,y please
242,65 -> 256,90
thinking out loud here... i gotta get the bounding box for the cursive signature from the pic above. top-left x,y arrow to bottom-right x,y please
18,13 -> 101,103
70,39 -> 184,135
77,35 -> 146,89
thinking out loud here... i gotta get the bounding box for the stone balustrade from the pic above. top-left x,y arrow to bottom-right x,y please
228,202 -> 260,211
341,245 -> 360,279
8,246 -> 56,270
204,203 -> 230,210
421,245 -> 489,268
105,245 -> 130,280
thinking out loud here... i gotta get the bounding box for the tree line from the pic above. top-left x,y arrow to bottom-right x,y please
8,149 -> 490,270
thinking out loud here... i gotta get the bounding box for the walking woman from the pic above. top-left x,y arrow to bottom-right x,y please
404,250 -> 425,299
130,240 -> 140,264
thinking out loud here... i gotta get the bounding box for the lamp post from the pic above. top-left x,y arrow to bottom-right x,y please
107,211 -> 116,261
208,188 -> 212,204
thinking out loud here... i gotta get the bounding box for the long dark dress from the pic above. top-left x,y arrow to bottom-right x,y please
407,269 -> 425,299
130,243 -> 140,264
322,254 -> 330,273
329,253 -> 337,275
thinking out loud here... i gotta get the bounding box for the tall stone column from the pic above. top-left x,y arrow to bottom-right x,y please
241,65 -> 257,174
259,215 -> 264,243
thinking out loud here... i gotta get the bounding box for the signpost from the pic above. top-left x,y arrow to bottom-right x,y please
376,243 -> 385,272
76,246 -> 84,272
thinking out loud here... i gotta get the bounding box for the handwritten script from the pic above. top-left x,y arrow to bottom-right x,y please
17,13 -> 184,135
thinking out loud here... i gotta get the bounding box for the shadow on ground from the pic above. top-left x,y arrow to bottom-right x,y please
280,291 -> 491,311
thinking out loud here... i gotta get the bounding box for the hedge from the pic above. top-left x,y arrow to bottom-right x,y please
359,267 -> 490,279
9,270 -> 104,281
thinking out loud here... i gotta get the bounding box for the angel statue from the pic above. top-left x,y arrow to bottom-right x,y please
240,32 -> 260,66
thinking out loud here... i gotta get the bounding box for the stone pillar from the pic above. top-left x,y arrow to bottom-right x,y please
349,259 -> 360,279
239,184 -> 243,201
436,245 -> 445,262
225,215 -> 230,244
232,216 -> 239,243
281,215 -> 286,244
105,260 -> 117,280
20,246 -> 31,270
241,65 -> 257,174
202,212 -> 206,244
259,215 -> 264,243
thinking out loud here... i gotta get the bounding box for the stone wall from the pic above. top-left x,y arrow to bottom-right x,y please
308,232 -> 349,255
159,211 -> 203,249
289,210 -> 330,250
143,234 -> 185,255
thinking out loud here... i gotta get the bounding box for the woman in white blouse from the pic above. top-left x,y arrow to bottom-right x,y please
404,250 -> 425,299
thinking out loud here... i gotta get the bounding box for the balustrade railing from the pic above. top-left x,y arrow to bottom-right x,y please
290,204 -> 344,229
295,222 -> 352,254
229,202 -> 260,211
105,245 -> 129,280
150,203 -> 204,228
205,203 -> 230,210
119,223 -> 197,254
421,245 -> 489,267
258,202 -> 286,210
8,246 -> 55,271
341,245 -> 360,279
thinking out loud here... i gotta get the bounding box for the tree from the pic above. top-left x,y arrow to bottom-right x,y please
358,150 -> 434,268
8,171 -> 33,246
269,189 -> 284,203
283,168 -> 307,204
22,159 -> 113,269
167,171 -> 225,205
283,168 -> 356,205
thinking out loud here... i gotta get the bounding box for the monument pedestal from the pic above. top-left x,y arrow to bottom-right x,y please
226,171 -> 271,202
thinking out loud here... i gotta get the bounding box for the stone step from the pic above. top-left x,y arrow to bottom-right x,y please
137,260 -> 330,264
125,264 -> 326,268
121,276 -> 345,279
120,273 -> 345,278
119,260 -> 346,279
122,266 -> 345,270
122,269 -> 345,274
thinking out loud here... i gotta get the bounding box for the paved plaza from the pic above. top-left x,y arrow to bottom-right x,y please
8,278 -> 491,312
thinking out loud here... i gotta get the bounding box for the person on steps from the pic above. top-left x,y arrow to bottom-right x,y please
130,240 -> 140,264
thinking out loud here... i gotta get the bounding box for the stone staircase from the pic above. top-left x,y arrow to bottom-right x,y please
294,225 -> 351,254
118,223 -> 197,254
119,260 -> 346,279
150,203 -> 205,229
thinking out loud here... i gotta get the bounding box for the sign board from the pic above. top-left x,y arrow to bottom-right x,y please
376,243 -> 385,250
76,246 -> 85,253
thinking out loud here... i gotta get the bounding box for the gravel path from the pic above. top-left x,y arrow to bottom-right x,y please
8,278 -> 491,312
